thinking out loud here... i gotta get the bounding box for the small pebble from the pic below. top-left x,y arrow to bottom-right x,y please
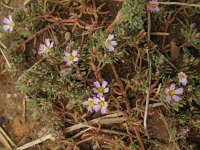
6,93 -> 11,98
14,93 -> 18,97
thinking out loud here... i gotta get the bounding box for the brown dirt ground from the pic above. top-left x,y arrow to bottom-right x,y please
0,1 -> 49,150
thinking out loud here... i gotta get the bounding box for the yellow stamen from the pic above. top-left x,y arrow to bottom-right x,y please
99,100 -> 105,107
89,101 -> 94,107
98,87 -> 104,93
69,55 -> 74,61
178,74 -> 185,79
168,90 -> 175,96
151,3 -> 157,9
8,21 -> 14,27
44,46 -> 51,52
106,39 -> 111,46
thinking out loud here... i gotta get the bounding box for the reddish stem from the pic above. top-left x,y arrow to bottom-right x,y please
110,63 -> 145,149
161,6 -> 185,52
75,136 -> 94,145
110,63 -> 131,114
92,0 -> 96,9
19,19 -> 75,49
133,127 -> 145,150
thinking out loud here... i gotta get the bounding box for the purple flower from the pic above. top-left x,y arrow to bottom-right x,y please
104,34 -> 118,52
82,97 -> 97,112
38,38 -> 54,55
3,15 -> 14,32
178,72 -> 187,86
165,83 -> 183,103
93,80 -> 109,97
146,0 -> 160,13
93,97 -> 108,114
63,50 -> 79,66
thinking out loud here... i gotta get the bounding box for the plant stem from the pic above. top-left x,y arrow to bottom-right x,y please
20,19 -> 74,49
133,127 -> 145,150
110,63 -> 131,114
0,41 -> 11,68
160,2 -> 200,8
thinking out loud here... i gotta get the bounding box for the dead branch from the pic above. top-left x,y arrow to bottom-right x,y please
16,134 -> 55,150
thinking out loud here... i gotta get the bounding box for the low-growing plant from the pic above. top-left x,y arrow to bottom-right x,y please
1,0 -> 200,149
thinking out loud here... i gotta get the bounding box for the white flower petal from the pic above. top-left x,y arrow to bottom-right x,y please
172,95 -> 181,102
38,50 -> 45,55
64,52 -> 70,57
97,93 -> 103,98
87,107 -> 93,112
94,105 -> 101,112
102,81 -> 107,88
155,7 -> 160,12
93,97 -> 100,104
9,27 -> 13,32
170,83 -> 176,90
8,15 -> 12,21
72,50 -> 77,56
101,107 -> 107,114
94,81 -> 100,88
104,88 -> 109,93
73,57 -> 79,62
99,97 -> 105,101
165,88 -> 169,94
166,95 -> 172,103
63,56 -> 68,61
93,88 -> 98,94
107,46 -> 114,52
108,34 -> 114,40
50,42 -> 54,48
104,101 -> 108,107
66,61 -> 72,66
82,101 -> 88,105
3,17 -> 10,24
111,41 -> 117,46
181,78 -> 187,86
45,38 -> 50,46
175,88 -> 183,95
3,25 -> 10,31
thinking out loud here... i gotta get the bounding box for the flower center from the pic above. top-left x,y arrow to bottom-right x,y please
88,101 -> 94,107
106,39 -> 111,46
8,21 -> 14,27
168,90 -> 175,96
99,100 -> 105,107
44,46 -> 51,52
98,87 -> 104,93
151,3 -> 157,9
179,74 -> 185,79
69,55 -> 75,61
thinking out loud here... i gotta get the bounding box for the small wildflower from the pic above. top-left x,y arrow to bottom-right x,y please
82,97 -> 96,112
178,72 -> 187,86
93,97 -> 108,114
38,38 -> 54,55
3,15 -> 14,32
165,83 -> 183,103
64,50 -> 79,66
147,0 -> 160,13
104,34 -> 118,52
93,80 -> 109,97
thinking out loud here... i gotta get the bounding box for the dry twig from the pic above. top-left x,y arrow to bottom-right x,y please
0,41 -> 11,68
0,127 -> 16,149
16,134 -> 55,150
